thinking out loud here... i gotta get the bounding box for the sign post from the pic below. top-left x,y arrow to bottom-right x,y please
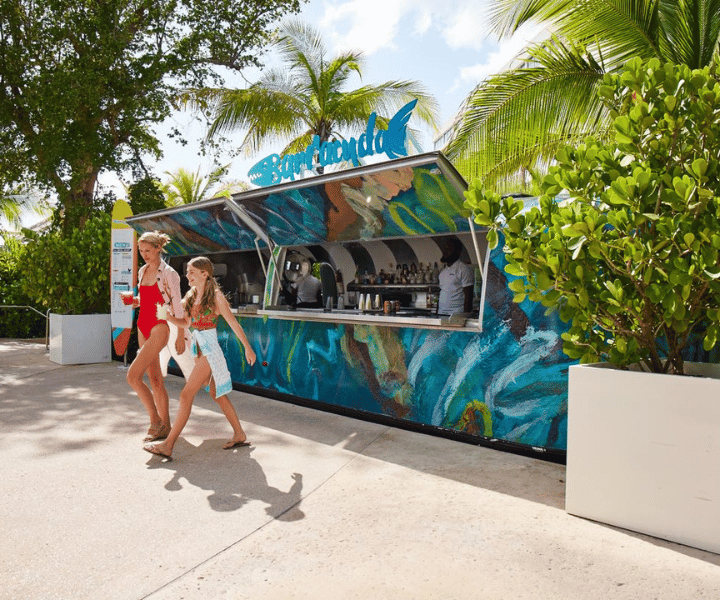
110,199 -> 137,359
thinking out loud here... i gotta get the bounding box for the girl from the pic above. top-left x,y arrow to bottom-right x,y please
143,257 -> 256,459
127,231 -> 188,443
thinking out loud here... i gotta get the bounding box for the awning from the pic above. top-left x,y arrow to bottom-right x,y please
125,198 -> 271,257
232,151 -> 470,245
125,152 -> 471,256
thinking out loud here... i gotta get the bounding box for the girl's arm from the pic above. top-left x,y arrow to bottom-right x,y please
165,268 -> 187,354
216,290 -> 256,366
165,311 -> 191,329
161,300 -> 191,329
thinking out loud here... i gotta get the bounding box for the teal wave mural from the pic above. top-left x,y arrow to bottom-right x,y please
209,247 -> 572,451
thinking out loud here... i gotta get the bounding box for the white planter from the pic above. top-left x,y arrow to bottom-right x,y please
49,313 -> 112,365
566,362 -> 720,554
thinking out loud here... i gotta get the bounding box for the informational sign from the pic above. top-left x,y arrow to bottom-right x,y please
110,199 -> 137,355
248,99 -> 418,187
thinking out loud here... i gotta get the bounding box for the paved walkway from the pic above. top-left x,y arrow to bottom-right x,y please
1,339 -> 719,600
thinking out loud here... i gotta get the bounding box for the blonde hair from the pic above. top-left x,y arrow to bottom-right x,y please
138,231 -> 171,249
184,256 -> 221,316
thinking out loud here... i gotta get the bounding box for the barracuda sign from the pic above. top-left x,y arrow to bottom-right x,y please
248,99 -> 417,187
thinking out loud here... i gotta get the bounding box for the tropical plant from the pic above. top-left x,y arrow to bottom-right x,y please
0,0 -> 301,232
0,235 -> 45,338
22,213 -> 112,315
159,164 -> 235,206
183,19 -> 439,165
465,58 -> 720,375
445,0 -> 720,192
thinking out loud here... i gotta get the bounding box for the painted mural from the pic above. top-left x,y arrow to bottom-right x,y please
248,163 -> 470,244
128,158 -> 470,251
213,246 -> 572,452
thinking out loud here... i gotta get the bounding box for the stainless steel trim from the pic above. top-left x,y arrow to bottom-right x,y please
248,308 -> 476,331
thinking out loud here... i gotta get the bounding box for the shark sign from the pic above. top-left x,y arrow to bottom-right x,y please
248,99 -> 418,187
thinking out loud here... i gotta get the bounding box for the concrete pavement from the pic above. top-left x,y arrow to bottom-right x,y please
1,339 -> 719,600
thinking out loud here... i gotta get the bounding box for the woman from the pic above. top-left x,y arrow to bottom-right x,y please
126,231 -> 188,443
143,257 -> 256,460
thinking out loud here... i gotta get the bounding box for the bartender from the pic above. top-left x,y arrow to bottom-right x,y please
437,238 -> 474,316
284,253 -> 323,308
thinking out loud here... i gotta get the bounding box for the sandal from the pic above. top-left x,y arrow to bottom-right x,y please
143,421 -> 171,443
143,443 -> 172,460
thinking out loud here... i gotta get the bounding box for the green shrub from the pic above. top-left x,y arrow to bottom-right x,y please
465,58 -> 720,375
22,213 -> 111,315
0,236 -> 46,337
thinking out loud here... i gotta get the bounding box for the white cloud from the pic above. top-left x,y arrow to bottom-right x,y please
455,23 -> 547,88
439,0 -> 493,51
319,0 -> 410,55
316,0 -> 499,56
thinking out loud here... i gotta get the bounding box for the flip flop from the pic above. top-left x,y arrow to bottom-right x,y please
223,440 -> 251,450
143,444 -> 172,460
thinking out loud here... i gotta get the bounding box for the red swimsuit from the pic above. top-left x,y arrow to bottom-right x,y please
137,283 -> 167,338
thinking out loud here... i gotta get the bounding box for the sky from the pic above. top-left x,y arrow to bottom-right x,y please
130,0 -> 542,189
5,0 -> 542,230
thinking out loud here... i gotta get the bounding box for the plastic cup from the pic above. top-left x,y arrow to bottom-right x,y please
120,291 -> 134,306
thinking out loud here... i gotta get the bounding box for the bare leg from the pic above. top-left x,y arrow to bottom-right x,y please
145,346 -> 170,426
127,325 -> 170,430
208,379 -> 248,448
148,356 -> 211,458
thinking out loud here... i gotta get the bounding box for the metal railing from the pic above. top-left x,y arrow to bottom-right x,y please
0,306 -> 51,349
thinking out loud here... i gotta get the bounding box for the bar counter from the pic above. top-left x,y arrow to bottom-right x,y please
232,306 -> 474,330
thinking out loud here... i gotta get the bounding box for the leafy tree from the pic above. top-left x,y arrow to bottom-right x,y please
465,58 -> 720,375
22,213 -> 112,315
0,0 -> 302,232
127,176 -> 166,216
183,19 -> 439,166
445,0 -> 720,192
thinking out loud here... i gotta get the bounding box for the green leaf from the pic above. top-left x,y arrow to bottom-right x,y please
486,229 -> 499,250
692,158 -> 708,178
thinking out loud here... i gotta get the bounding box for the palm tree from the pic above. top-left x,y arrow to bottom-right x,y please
158,164 -> 244,206
444,0 -> 720,192
182,19 -> 439,169
0,187 -> 51,232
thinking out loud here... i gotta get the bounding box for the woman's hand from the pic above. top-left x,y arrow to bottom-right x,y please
175,335 -> 186,356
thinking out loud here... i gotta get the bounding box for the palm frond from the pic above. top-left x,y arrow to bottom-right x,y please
160,164 -> 230,205
445,38 -> 608,189
658,0 -> 720,67
276,19 -> 328,78
456,0 -> 720,191
183,19 -> 439,167
487,0 -> 576,37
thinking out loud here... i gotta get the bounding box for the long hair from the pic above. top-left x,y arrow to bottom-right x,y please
184,257 -> 222,317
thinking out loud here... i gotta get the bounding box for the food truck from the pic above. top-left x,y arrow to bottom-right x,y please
126,151 -> 572,460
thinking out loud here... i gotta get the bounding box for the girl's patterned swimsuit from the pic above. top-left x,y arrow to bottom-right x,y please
189,307 -> 233,397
